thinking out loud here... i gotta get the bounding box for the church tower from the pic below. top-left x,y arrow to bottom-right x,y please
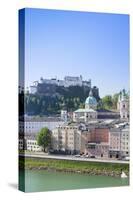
118,89 -> 129,119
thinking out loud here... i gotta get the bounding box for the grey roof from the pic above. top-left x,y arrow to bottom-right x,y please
74,108 -> 97,113
97,109 -> 119,113
24,116 -> 63,122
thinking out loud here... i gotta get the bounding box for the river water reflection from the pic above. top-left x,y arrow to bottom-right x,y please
20,169 -> 129,192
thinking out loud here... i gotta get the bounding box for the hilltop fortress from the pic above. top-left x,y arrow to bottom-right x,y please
29,75 -> 91,94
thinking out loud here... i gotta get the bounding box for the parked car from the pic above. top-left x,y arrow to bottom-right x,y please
75,154 -> 81,157
90,155 -> 95,158
85,155 -> 90,158
123,156 -> 130,161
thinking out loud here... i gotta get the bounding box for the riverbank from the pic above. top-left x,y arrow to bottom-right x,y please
19,157 -> 129,177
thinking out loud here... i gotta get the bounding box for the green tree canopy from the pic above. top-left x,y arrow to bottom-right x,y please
102,95 -> 113,109
101,94 -> 119,110
37,127 -> 51,152
112,93 -> 119,110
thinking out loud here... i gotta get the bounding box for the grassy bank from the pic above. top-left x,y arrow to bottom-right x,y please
19,157 -> 129,177
19,158 -> 129,176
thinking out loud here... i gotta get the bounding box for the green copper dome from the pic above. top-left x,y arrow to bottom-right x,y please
85,96 -> 97,105
85,89 -> 97,106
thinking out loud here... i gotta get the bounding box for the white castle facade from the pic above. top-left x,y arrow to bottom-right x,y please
29,75 -> 91,94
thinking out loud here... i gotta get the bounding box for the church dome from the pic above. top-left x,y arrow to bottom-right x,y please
85,89 -> 97,109
85,96 -> 97,105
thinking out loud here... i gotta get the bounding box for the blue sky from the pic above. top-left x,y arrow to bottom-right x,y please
24,8 -> 129,97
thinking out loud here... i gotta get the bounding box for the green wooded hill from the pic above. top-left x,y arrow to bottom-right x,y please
24,85 -> 100,115
19,85 -> 123,116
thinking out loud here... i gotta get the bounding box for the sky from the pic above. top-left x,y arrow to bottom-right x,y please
24,8 -> 129,97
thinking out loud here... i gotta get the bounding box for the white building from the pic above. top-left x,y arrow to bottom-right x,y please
109,124 -> 130,158
51,124 -> 110,157
109,128 -> 121,158
29,85 -> 37,94
73,89 -> 97,122
26,136 -> 42,152
61,110 -> 67,122
120,125 -> 130,157
64,75 -> 83,87
19,136 -> 42,152
73,109 -> 97,122
19,117 -> 65,135
51,125 -> 82,154
19,138 -> 24,150
29,75 -> 91,94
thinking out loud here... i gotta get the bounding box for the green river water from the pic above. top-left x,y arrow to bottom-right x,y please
19,169 -> 129,192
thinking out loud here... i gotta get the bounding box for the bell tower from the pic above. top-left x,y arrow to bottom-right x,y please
118,89 -> 129,119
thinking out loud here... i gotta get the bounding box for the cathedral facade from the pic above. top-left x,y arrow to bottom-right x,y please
73,89 -> 98,122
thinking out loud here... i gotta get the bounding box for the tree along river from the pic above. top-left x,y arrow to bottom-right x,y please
19,169 -> 129,192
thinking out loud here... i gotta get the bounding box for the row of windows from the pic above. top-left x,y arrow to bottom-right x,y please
110,147 -> 119,149
53,132 -> 75,136
86,115 -> 96,118
122,134 -> 128,136
111,139 -> 120,142
122,138 -> 129,141
59,127 -> 78,130
27,142 -> 37,145
121,147 -> 129,150
122,142 -> 128,145
110,142 -> 120,144
110,138 -> 128,141
68,137 -> 74,140
27,145 -> 39,149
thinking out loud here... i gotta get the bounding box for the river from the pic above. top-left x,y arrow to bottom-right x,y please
19,169 -> 129,192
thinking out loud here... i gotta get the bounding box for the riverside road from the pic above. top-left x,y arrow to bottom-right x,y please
19,153 -> 129,164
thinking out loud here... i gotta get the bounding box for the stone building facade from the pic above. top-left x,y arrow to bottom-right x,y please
85,128 -> 110,157
109,128 -> 121,158
120,125 -> 129,157
109,124 -> 129,158
51,125 -> 110,157
51,125 -> 82,154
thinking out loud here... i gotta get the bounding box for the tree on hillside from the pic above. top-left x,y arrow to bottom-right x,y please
97,99 -> 103,110
101,94 -> 119,110
112,93 -> 119,110
37,127 -> 51,152
102,95 -> 113,109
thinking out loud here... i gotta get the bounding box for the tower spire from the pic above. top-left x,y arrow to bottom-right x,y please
89,88 -> 93,97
